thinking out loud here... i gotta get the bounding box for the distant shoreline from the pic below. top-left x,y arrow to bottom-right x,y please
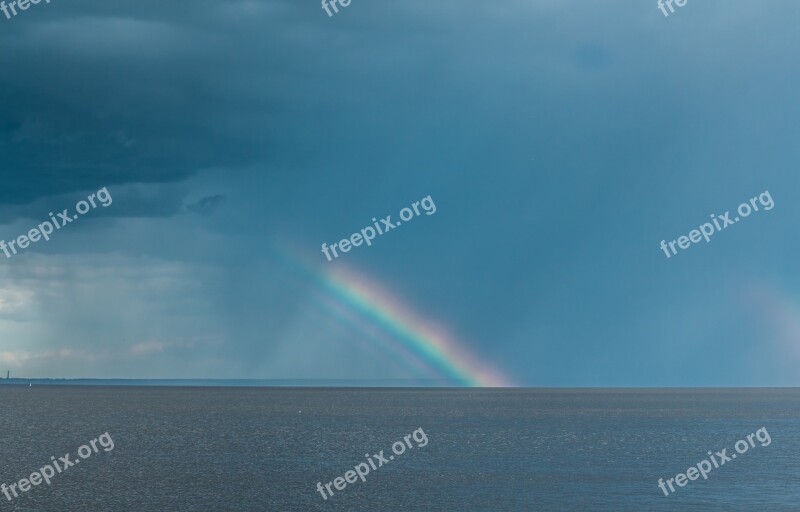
0,378 -> 480,388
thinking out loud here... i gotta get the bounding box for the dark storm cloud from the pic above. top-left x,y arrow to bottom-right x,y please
0,183 -> 190,223
186,194 -> 225,216
0,0 -> 311,210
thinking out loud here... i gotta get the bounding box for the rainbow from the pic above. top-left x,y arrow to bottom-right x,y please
748,281 -> 800,362
274,245 -> 514,387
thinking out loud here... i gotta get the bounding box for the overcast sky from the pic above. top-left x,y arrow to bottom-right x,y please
1,0 -> 799,385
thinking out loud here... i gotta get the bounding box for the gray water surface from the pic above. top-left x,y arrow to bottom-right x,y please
0,387 -> 797,511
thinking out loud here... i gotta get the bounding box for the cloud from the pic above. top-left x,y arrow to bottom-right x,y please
128,339 -> 198,356
0,286 -> 34,317
0,348 -> 96,367
129,340 -> 167,356
186,195 -> 225,216
0,6 -> 279,212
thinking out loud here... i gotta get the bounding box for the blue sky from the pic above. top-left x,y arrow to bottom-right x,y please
1,0 -> 799,385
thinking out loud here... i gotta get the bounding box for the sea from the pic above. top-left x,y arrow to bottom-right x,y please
0,386 -> 797,511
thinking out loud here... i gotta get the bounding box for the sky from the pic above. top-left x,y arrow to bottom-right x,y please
1,0 -> 800,385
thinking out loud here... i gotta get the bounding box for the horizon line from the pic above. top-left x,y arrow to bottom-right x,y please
1,378 -> 799,389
